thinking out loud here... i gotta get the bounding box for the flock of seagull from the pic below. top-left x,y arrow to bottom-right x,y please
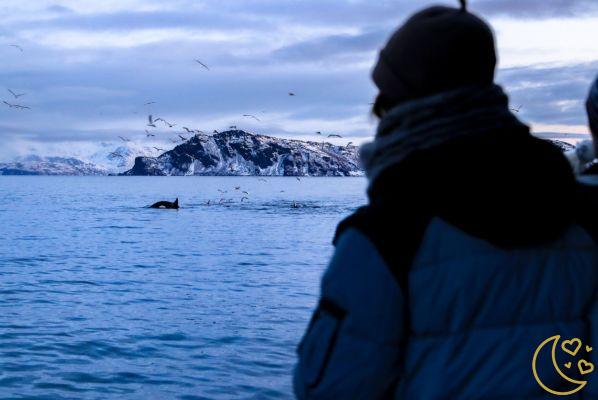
4,45 -> 351,204
105,57 -> 348,162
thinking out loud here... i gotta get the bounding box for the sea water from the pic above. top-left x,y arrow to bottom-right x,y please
0,176 -> 366,399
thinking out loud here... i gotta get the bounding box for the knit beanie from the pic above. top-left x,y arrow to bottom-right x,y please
372,0 -> 497,104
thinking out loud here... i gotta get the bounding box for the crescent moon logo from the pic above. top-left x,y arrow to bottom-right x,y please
532,335 -> 593,396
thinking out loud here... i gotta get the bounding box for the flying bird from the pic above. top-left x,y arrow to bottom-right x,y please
347,142 -> 353,146
182,127 -> 193,133
235,186 -> 241,190
155,118 -> 176,128
7,89 -> 25,99
328,134 -> 342,138
145,130 -> 155,137
288,92 -> 295,96
213,130 -> 219,134
241,197 -> 249,202
3,101 -> 30,109
242,114 -> 261,122
510,105 -> 523,113
109,151 -> 124,158
147,115 -> 157,128
178,134 -> 188,141
194,59 -> 210,70
118,136 -> 131,142
153,147 -> 165,152
8,44 -> 23,52
316,131 -> 322,135
230,125 -> 237,129
296,177 -> 301,181
170,138 -> 179,143
144,101 -> 156,106
242,191 -> 249,195
258,178 -> 267,183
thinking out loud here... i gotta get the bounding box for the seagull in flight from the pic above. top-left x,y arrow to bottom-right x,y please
144,101 -> 156,106
3,101 -> 30,109
194,59 -> 210,70
288,92 -> 296,96
147,115 -> 157,128
241,196 -> 249,202
155,118 -> 176,128
182,127 -> 193,133
242,114 -> 261,122
213,130 -> 219,134
8,44 -> 23,52
118,136 -> 131,142
316,131 -> 322,135
178,134 -> 188,141
510,105 -> 523,113
230,125 -> 237,129
7,89 -> 26,99
258,178 -> 267,183
328,134 -> 342,138
347,142 -> 353,146
153,147 -> 165,152
145,130 -> 155,137
109,151 -> 124,158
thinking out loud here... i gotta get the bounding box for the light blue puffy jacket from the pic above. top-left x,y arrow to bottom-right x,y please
294,217 -> 598,399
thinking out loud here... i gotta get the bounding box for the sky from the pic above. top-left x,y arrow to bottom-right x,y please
0,0 -> 597,161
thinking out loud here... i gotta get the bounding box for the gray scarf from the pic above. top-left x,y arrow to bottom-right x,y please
360,84 -> 528,183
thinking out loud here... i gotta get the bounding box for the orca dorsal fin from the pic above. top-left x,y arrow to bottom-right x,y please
174,198 -> 179,207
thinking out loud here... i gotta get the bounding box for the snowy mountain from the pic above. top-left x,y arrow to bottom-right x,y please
88,142 -> 157,173
0,143 -> 157,176
122,130 -> 362,176
0,155 -> 108,175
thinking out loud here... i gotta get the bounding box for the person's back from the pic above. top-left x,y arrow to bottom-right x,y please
294,2 -> 598,399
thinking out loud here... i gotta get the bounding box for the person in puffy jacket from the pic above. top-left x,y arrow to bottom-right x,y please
580,77 -> 598,175
294,2 -> 598,399
566,77 -> 597,175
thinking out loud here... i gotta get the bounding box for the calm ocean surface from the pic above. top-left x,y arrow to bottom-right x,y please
0,176 -> 367,400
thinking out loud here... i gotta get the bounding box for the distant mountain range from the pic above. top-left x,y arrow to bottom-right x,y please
122,130 -> 362,176
0,132 -> 578,176
0,143 -> 156,176
0,155 -> 107,176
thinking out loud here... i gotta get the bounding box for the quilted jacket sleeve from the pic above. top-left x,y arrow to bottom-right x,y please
294,228 -> 407,400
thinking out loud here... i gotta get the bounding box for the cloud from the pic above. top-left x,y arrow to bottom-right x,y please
472,0 -> 598,18
498,61 -> 598,127
0,0 -> 597,161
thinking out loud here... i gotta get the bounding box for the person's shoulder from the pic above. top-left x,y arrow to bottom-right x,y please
581,160 -> 598,176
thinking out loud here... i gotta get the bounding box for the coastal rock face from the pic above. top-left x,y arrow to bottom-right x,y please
0,156 -> 108,176
122,130 -> 362,176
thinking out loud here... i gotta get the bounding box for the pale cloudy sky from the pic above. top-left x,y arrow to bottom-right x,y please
0,0 -> 597,160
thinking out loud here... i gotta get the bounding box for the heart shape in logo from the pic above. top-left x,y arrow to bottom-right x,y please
564,362 -> 572,369
587,345 -> 593,353
562,338 -> 582,357
578,360 -> 595,375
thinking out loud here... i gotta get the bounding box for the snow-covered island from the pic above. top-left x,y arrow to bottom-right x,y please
122,130 -> 362,176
